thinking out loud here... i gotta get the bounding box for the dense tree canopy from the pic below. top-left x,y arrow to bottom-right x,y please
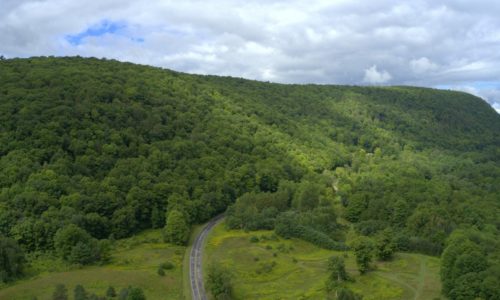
0,57 -> 499,299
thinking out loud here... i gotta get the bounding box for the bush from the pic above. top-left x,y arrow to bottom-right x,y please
106,286 -> 117,298
127,287 -> 146,300
74,285 -> 87,300
157,267 -> 165,276
206,264 -> 232,300
249,236 -> 259,243
53,224 -> 102,264
256,261 -> 277,274
160,261 -> 175,270
275,211 -> 348,251
52,284 -> 68,300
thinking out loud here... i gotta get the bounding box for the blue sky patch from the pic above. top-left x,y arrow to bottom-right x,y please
65,20 -> 142,45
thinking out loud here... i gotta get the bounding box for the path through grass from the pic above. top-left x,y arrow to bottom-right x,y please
204,222 -> 442,300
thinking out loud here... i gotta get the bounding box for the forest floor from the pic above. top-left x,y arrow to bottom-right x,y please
204,221 -> 443,300
0,230 -> 184,300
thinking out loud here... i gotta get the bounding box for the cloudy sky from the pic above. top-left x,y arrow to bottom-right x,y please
1,0 -> 500,113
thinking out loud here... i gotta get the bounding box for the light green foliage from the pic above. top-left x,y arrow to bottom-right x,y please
164,209 -> 190,245
0,229 -> 183,299
53,224 -> 103,264
0,57 -> 498,296
205,223 -> 442,300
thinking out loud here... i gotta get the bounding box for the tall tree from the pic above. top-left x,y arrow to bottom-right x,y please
0,235 -> 25,282
164,209 -> 190,245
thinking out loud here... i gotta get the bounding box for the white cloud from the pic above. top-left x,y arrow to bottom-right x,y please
410,57 -> 438,74
363,65 -> 392,84
0,0 -> 500,111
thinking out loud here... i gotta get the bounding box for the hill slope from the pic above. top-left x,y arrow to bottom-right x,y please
0,57 -> 499,298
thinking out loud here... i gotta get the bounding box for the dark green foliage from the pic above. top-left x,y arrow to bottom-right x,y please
351,237 -> 374,274
335,288 -> 363,300
126,287 -> 146,300
327,256 -> 349,283
74,284 -> 87,300
116,286 -> 146,300
275,211 -> 347,250
441,229 -> 499,300
52,284 -> 68,300
157,267 -> 165,276
0,235 -> 24,282
53,224 -> 103,264
106,286 -> 117,298
225,192 -> 286,230
374,229 -> 396,261
0,57 -> 498,293
118,288 -> 129,300
206,264 -> 233,300
256,261 -> 277,274
326,256 -> 351,293
159,261 -> 174,270
249,236 -> 259,243
325,255 -> 361,300
163,209 -> 189,245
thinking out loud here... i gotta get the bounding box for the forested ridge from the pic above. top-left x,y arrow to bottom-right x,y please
0,56 -> 499,299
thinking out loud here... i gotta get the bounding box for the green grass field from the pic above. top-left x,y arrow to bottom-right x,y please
204,222 -> 443,300
0,230 -> 185,300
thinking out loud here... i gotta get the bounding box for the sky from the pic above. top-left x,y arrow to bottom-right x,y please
1,0 -> 500,113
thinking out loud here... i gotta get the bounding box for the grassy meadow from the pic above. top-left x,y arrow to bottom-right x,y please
204,222 -> 443,300
0,230 -> 184,300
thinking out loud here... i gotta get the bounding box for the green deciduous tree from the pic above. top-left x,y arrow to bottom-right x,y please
53,224 -> 102,264
352,237 -> 374,274
374,229 -> 396,261
163,209 -> 190,245
206,264 -> 232,300
0,235 -> 25,282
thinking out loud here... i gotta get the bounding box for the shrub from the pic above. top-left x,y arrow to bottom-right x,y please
52,284 -> 68,300
160,261 -> 175,270
206,264 -> 232,300
74,285 -> 87,300
106,286 -> 117,298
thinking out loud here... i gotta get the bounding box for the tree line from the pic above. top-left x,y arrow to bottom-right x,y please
0,57 -> 499,299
